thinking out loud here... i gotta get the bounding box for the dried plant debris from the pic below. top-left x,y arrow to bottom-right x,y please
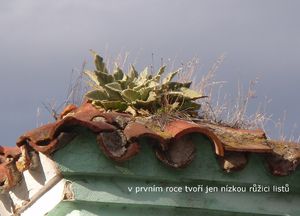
266,140 -> 300,176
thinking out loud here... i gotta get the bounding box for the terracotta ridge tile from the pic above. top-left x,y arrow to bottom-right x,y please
1,103 -> 300,193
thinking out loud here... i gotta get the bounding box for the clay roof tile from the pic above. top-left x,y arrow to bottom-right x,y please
1,102 -> 300,192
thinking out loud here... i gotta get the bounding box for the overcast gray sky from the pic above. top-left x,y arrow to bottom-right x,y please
1,0 -> 300,146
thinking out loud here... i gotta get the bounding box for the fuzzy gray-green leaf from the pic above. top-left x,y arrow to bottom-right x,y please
104,82 -> 123,100
85,89 -> 109,101
157,65 -> 166,76
179,101 -> 201,111
180,87 -> 206,99
105,82 -> 123,92
166,88 -> 205,100
134,91 -> 157,108
100,100 -> 128,111
84,70 -> 99,85
145,91 -> 157,102
90,50 -> 108,73
128,65 -> 138,81
113,66 -> 125,81
122,89 -> 141,102
135,67 -> 149,86
95,71 -> 114,85
162,81 -> 192,90
162,69 -> 180,84
138,87 -> 153,100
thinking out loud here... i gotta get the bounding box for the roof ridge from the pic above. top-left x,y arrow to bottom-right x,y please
0,102 -> 300,193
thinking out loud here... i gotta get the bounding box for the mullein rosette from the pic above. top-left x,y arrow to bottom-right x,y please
84,51 -> 206,116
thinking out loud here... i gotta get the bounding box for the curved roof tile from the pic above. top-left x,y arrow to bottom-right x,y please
0,102 -> 300,192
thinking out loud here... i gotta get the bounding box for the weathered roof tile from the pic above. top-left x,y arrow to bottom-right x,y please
1,102 -> 300,193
